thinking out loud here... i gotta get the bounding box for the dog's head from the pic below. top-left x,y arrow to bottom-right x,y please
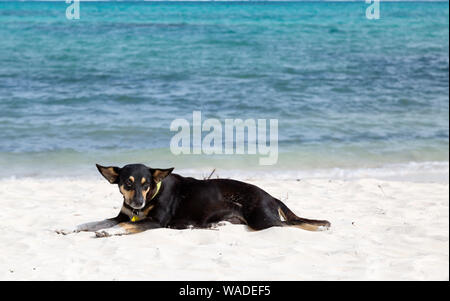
96,163 -> 173,209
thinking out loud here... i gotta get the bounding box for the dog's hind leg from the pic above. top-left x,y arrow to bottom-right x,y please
239,194 -> 285,231
245,214 -> 284,231
244,205 -> 285,231
243,196 -> 331,232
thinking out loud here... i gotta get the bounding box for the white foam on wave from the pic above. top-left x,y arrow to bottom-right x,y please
1,160 -> 448,184
176,161 -> 449,183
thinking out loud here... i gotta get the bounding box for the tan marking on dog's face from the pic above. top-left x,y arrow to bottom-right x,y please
141,186 -> 150,200
141,177 -> 146,184
129,176 -> 135,182
120,185 -> 135,202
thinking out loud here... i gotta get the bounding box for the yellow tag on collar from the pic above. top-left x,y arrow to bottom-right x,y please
131,216 -> 140,222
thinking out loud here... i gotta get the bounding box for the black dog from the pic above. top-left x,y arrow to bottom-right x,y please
58,163 -> 330,237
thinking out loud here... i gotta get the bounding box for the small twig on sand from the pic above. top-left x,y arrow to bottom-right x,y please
378,184 -> 387,198
205,168 -> 216,180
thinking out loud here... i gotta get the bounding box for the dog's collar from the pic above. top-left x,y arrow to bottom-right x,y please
150,181 -> 162,201
130,181 -> 161,222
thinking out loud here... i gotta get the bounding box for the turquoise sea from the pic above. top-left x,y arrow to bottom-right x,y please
0,1 -> 448,178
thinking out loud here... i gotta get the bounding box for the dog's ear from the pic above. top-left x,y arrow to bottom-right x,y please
96,164 -> 121,184
149,167 -> 174,183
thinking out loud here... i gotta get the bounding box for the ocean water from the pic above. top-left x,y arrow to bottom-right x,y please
0,1 -> 448,179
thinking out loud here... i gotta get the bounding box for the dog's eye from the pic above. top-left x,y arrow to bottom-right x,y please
142,183 -> 150,190
125,180 -> 133,188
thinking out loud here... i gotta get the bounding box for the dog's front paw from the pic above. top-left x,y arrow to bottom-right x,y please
55,224 -> 88,235
95,230 -> 112,238
94,225 -> 127,238
55,228 -> 77,235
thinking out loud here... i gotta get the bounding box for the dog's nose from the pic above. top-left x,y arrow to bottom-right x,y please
132,195 -> 145,209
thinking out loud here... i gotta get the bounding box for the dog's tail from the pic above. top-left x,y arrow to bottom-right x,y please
276,199 -> 331,231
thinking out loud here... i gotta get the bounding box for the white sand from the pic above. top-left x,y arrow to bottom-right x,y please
0,175 -> 448,280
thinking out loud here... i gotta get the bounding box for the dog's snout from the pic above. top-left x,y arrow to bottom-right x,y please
131,194 -> 145,209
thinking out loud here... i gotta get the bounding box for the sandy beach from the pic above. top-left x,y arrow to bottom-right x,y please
0,173 -> 448,281
0,0 -> 448,284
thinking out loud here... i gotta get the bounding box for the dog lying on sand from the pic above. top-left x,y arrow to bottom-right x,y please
57,164 -> 330,237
